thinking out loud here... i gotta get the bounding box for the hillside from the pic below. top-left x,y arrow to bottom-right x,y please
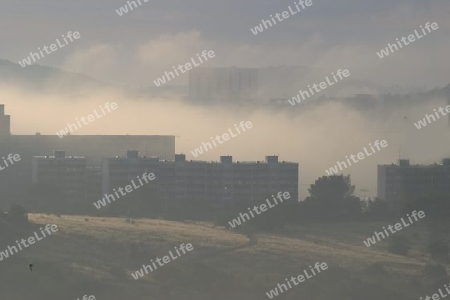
0,214 -> 447,300
0,59 -> 109,94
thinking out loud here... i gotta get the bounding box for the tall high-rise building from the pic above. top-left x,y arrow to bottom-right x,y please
188,67 -> 258,103
377,159 -> 450,210
0,104 -> 11,136
0,104 -> 175,198
32,150 -> 87,199
101,152 -> 299,207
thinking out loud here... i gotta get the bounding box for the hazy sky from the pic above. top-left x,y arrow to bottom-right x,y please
2,86 -> 449,199
1,0 -> 449,198
1,0 -> 449,87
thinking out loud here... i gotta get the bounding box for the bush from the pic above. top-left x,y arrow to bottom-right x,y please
423,263 -> 447,279
253,206 -> 286,231
387,235 -> 411,256
9,204 -> 28,224
215,211 -> 239,229
429,240 -> 449,261
365,262 -> 385,275
365,198 -> 390,220
109,265 -> 127,279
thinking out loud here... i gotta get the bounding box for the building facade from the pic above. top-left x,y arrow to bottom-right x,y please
377,159 -> 450,210
101,151 -> 299,207
32,150 -> 87,199
0,104 -> 175,197
188,67 -> 258,104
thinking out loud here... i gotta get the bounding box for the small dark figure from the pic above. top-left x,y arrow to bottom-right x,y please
29,264 -> 33,272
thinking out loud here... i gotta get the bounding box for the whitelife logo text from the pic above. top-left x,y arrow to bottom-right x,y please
93,172 -> 156,209
325,140 -> 388,176
190,121 -> 253,158
153,50 -> 216,87
18,31 -> 81,68
131,243 -> 194,280
363,210 -> 425,247
0,225 -> 58,262
376,22 -> 439,59
288,69 -> 350,106
414,104 -> 450,130
265,262 -> 328,299
115,0 -> 149,16
56,102 -> 118,139
228,192 -> 290,229
250,0 -> 313,35
0,154 -> 21,172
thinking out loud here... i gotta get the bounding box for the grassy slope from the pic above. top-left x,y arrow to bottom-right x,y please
13,214 -> 448,300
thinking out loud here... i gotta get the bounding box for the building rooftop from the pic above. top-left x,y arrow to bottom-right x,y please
33,156 -> 86,159
379,158 -> 450,167
107,152 -> 298,164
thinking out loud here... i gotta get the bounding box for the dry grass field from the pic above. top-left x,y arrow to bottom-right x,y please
6,213 -> 447,300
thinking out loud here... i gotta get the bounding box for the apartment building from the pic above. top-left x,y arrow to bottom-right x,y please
377,159 -> 450,210
0,104 -> 175,198
101,150 -> 159,203
188,67 -> 258,104
32,150 -> 86,199
101,151 -> 299,207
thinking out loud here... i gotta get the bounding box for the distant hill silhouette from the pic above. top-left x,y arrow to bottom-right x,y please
0,59 -> 110,94
438,83 -> 450,98
1,57 -> 449,105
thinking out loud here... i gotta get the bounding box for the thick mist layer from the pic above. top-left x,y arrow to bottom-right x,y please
2,85 -> 449,199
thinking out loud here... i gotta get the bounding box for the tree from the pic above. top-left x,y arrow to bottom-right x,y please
429,240 -> 449,261
300,175 -> 362,221
407,195 -> 450,217
9,204 -> 28,224
423,263 -> 447,279
253,205 -> 286,231
365,198 -> 390,220
387,235 -> 411,256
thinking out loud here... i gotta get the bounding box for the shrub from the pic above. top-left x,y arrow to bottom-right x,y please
9,204 -> 28,224
387,235 -> 411,256
109,265 -> 127,279
423,264 -> 447,279
429,240 -> 449,261
365,262 -> 385,275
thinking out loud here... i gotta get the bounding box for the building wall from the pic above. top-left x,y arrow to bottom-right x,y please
189,67 -> 258,103
377,165 -> 387,202
32,152 -> 86,198
0,104 -> 10,136
101,151 -> 160,197
101,153 -> 299,207
86,167 -> 102,201
0,135 -> 175,197
377,159 -> 450,210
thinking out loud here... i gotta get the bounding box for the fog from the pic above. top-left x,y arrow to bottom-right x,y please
2,1 -> 450,300
2,84 -> 449,199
